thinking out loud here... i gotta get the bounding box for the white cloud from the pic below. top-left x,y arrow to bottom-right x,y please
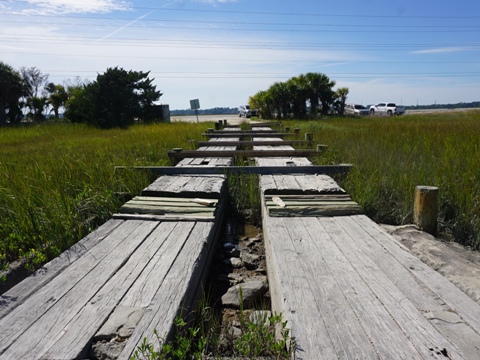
411,47 -> 476,54
192,0 -> 238,5
20,0 -> 131,15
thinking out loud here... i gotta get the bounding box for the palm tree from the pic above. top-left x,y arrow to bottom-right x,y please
46,83 -> 68,119
336,87 -> 349,115
288,77 -> 308,119
27,96 -> 48,122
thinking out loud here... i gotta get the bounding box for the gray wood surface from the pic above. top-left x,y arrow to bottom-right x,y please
168,149 -> 321,160
203,132 -> 287,138
262,213 -> 476,359
0,220 -> 158,358
260,174 -> 345,194
115,165 -> 352,175
0,219 -> 123,319
142,175 -> 225,198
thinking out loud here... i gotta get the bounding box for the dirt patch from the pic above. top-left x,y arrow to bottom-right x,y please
381,224 -> 480,304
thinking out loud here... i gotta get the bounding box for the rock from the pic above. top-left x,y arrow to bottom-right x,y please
90,339 -> 125,360
228,272 -> 246,285
246,236 -> 262,248
223,257 -> 242,268
226,248 -> 241,258
94,306 -> 145,340
241,253 -> 260,270
255,267 -> 267,275
221,279 -> 268,308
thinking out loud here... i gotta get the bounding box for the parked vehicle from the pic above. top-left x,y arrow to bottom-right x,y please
369,102 -> 406,116
238,105 -> 258,118
345,103 -> 370,116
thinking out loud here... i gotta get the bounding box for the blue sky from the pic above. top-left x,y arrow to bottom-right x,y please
1,0 -> 480,109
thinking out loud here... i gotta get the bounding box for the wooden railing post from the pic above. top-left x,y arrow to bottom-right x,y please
414,185 -> 439,236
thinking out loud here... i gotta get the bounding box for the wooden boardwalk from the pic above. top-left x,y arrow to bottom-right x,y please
254,133 -> 480,359
0,135 -> 237,359
2,124 -> 480,359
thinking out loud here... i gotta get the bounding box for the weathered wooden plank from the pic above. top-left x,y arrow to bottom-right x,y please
316,217 -> 466,359
0,220 -> 158,358
209,129 -> 279,134
261,216 -> 339,359
142,175 -> 225,198
168,149 -> 321,161
335,216 -> 480,359
295,217 -> 425,358
279,217 -> 379,358
112,213 -> 215,221
120,203 -> 215,215
265,194 -> 352,200
0,219 -> 124,319
203,132 -> 287,138
353,215 -> 480,337
195,140 -> 309,147
118,222 -> 215,359
117,165 -> 352,175
262,174 -> 345,195
39,221 -> 182,359
265,198 -> 363,217
121,222 -> 197,308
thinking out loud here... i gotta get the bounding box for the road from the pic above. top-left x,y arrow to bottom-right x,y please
170,114 -> 246,125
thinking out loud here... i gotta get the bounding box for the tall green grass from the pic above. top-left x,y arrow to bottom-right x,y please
0,122 -> 210,268
285,110 -> 480,248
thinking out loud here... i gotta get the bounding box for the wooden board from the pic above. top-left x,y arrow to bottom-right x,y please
120,197 -> 217,216
168,149 -> 321,160
0,219 -> 124,319
203,132 -> 287,138
142,175 -> 225,198
265,196 -> 363,217
195,140 -> 313,147
115,165 -> 353,175
261,213 -> 474,358
261,174 -> 346,195
0,220 -> 159,357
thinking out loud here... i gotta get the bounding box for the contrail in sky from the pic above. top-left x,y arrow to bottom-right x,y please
94,11 -> 153,43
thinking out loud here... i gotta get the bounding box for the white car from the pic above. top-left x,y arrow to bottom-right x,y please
238,105 -> 258,118
345,104 -> 370,116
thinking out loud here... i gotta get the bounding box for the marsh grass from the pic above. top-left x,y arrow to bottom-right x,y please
284,110 -> 480,248
131,291 -> 292,359
0,121 -> 211,268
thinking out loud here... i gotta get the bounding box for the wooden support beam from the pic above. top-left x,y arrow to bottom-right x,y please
209,129 -> 279,134
202,132 -> 288,138
225,122 -> 281,128
195,140 -> 323,147
114,165 -> 353,175
168,149 -> 320,160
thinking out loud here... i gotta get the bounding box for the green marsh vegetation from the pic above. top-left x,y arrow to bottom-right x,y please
0,121 -> 210,270
284,110 -> 480,248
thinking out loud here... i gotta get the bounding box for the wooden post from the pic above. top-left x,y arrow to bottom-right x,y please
305,133 -> 313,146
223,119 -> 227,126
414,185 -> 439,236
285,126 -> 290,132
294,127 -> 300,136
215,122 -> 221,130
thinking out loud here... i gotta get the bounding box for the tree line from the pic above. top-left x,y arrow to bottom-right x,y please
249,72 -> 348,119
0,62 -> 162,129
